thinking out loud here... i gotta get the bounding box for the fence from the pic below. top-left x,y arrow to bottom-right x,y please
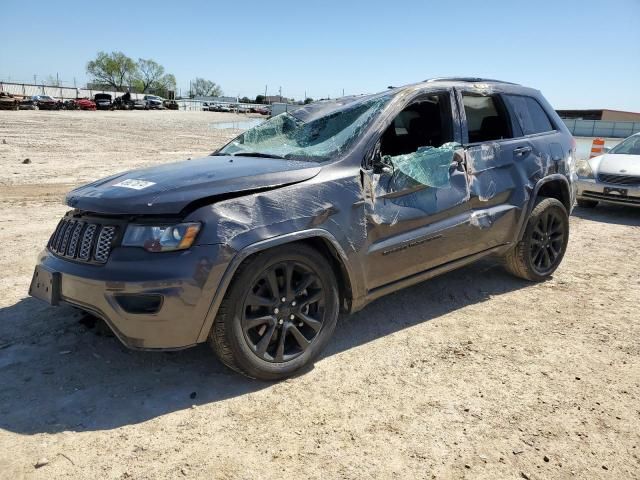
0,81 -> 145,100
562,119 -> 640,138
0,82 -> 269,112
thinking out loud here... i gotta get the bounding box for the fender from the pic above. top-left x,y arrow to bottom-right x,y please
196,228 -> 356,343
516,174 -> 571,242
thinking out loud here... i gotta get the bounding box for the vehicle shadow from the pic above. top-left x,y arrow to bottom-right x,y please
572,204 -> 640,226
0,260 -> 529,434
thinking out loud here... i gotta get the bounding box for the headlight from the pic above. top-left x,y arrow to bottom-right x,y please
575,159 -> 594,178
122,222 -> 201,252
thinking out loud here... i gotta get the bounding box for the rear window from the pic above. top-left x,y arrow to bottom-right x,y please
504,95 -> 555,135
462,94 -> 513,143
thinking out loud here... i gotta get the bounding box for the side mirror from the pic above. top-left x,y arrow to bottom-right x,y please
603,147 -> 611,154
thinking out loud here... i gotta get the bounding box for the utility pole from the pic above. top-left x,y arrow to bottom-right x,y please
33,74 -> 37,85
56,72 -> 60,86
264,85 -> 267,104
342,88 -> 344,97
279,86 -> 282,103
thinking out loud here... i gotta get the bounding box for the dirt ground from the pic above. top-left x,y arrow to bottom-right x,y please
0,110 -> 638,480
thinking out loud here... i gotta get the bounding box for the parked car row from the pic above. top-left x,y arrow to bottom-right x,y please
203,102 -> 270,115
0,92 -> 180,111
88,94 -> 179,111
2,92 -> 261,114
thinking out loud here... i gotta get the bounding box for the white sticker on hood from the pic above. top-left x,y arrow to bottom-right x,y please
113,179 -> 156,190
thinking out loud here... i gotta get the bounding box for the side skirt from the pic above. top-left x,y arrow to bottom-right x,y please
354,243 -> 511,309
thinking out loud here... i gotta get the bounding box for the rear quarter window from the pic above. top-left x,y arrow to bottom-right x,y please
504,95 -> 555,135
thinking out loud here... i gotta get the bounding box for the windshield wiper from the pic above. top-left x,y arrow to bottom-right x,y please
231,152 -> 286,159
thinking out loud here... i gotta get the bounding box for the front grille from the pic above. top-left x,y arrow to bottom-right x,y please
598,173 -> 640,186
78,224 -> 97,260
582,191 -> 640,205
48,217 -> 118,264
94,226 -> 116,263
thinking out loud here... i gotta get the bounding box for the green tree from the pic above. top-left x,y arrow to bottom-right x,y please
304,97 -> 314,104
190,78 -> 222,97
134,58 -> 169,92
152,73 -> 176,98
86,51 -> 137,90
255,94 -> 265,104
240,96 -> 251,104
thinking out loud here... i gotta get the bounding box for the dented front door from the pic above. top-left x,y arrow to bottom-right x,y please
362,146 -> 474,290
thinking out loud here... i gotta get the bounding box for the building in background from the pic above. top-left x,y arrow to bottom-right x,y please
265,95 -> 295,104
193,95 -> 238,103
556,109 -> 640,122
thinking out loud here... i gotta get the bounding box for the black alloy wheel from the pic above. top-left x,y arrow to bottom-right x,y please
241,261 -> 326,363
209,244 -> 339,380
529,209 -> 566,275
503,197 -> 569,281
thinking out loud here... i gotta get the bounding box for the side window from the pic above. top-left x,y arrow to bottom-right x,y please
462,94 -> 513,143
378,94 -> 458,189
504,95 -> 555,135
380,94 -> 454,157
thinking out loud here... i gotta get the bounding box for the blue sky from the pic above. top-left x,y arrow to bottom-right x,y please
1,0 -> 639,110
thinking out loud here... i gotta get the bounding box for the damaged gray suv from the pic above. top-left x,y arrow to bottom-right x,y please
30,78 -> 576,379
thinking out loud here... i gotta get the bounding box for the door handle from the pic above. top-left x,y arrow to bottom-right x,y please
514,146 -> 532,156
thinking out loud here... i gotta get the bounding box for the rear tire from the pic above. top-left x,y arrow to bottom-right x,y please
504,197 -> 569,281
577,199 -> 598,208
209,244 -> 339,380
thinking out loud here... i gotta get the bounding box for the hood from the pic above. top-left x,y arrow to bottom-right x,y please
592,153 -> 640,176
66,155 -> 322,215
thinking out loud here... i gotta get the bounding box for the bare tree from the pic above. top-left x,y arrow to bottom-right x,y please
191,78 -> 222,97
45,75 -> 61,87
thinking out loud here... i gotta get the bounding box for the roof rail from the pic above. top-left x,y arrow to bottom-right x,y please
425,77 -> 519,85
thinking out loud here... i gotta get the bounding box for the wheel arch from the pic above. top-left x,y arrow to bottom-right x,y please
535,175 -> 572,212
517,174 -> 571,242
196,229 -> 356,343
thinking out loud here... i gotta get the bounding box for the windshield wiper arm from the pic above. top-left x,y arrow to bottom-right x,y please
231,152 -> 286,159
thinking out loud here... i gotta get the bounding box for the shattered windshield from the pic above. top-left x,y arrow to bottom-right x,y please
218,96 -> 391,161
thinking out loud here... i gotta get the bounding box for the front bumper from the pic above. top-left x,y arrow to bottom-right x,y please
30,244 -> 234,349
576,178 -> 640,207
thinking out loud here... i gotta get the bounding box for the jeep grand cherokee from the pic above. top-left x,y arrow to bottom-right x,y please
30,78 -> 576,380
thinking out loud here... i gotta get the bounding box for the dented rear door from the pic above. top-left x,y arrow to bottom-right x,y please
457,88 -> 528,252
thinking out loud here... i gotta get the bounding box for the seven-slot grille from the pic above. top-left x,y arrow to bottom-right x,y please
48,218 -> 117,263
598,173 -> 640,186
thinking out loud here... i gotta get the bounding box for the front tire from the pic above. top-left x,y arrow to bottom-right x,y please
209,244 -> 339,380
504,197 -> 569,281
577,199 -> 598,208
